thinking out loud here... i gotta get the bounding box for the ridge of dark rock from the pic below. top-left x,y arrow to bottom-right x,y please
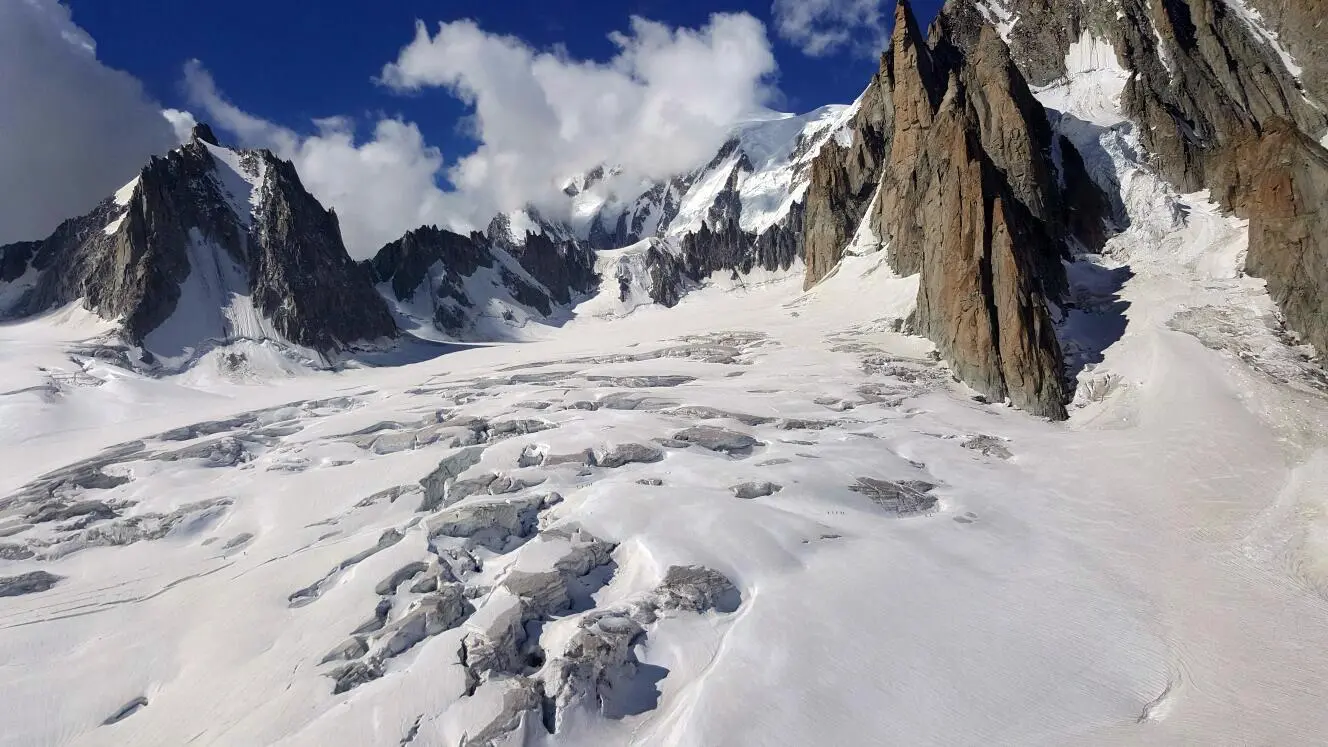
801,0 -> 1098,419
0,139 -> 397,359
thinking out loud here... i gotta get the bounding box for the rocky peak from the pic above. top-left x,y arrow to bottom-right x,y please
955,0 -> 1328,383
799,0 -> 1110,419
190,122 -> 220,147
0,137 -> 396,364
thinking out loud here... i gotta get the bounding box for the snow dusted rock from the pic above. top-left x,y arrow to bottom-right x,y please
366,222 -> 593,340
0,127 -> 396,362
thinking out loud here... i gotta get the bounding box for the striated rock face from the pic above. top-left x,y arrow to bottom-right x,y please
802,69 -> 893,288
802,0 -> 1095,418
250,157 -> 398,352
968,0 -> 1328,364
1223,121 -> 1328,354
1246,0 -> 1328,107
0,128 -> 396,358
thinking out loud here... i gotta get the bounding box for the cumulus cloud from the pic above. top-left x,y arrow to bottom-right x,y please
772,0 -> 891,58
185,13 -> 778,257
0,0 -> 178,244
378,13 -> 778,221
162,108 -> 200,144
183,61 -> 457,258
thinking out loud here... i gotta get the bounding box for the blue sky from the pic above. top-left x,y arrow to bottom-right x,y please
65,0 -> 942,164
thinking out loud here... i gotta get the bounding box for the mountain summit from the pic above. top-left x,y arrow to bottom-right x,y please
0,127 -> 397,368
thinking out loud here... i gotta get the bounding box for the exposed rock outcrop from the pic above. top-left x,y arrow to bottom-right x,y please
367,221 -> 597,339
802,0 -> 1088,418
958,0 -> 1328,366
1223,120 -> 1328,354
0,127 -> 396,359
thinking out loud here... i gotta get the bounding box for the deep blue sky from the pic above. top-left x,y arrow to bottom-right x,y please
66,0 -> 943,157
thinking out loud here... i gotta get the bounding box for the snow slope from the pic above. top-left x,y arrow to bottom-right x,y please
497,105 -> 854,248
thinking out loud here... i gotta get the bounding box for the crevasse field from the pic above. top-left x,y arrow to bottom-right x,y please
4,31 -> 1328,747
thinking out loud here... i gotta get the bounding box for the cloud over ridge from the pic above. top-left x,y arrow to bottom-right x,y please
0,0 -> 177,244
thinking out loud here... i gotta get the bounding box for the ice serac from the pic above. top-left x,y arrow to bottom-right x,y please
0,125 -> 396,360
803,0 -> 1087,419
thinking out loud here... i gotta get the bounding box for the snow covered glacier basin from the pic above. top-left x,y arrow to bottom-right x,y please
3,262 -> 1328,746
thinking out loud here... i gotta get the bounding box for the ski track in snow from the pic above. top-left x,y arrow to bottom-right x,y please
7,33 -> 1328,747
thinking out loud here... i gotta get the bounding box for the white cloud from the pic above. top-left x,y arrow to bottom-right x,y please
378,13 -> 778,221
0,0 -> 177,244
162,108 -> 200,145
183,61 -> 458,258
772,0 -> 890,58
186,13 -> 779,257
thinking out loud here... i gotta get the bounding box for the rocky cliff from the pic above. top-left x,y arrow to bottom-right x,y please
367,223 -> 596,341
0,125 -> 396,363
802,0 -> 1108,419
961,0 -> 1328,383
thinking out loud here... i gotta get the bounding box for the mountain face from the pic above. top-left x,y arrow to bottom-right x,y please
801,0 -> 1106,419
365,224 -> 596,341
475,107 -> 857,310
796,0 -> 1328,419
0,125 -> 396,365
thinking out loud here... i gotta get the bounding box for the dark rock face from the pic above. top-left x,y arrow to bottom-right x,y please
0,130 -> 396,357
969,0 -> 1328,364
504,231 -> 597,306
801,0 -> 1090,419
191,123 -> 220,147
367,221 -> 597,338
802,72 -> 893,288
679,203 -> 804,283
1246,0 -> 1328,107
250,157 -> 398,351
1224,121 -> 1328,354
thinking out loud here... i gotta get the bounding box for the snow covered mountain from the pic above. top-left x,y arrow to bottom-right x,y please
366,224 -> 595,342
0,124 -> 397,371
8,0 -> 1328,745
